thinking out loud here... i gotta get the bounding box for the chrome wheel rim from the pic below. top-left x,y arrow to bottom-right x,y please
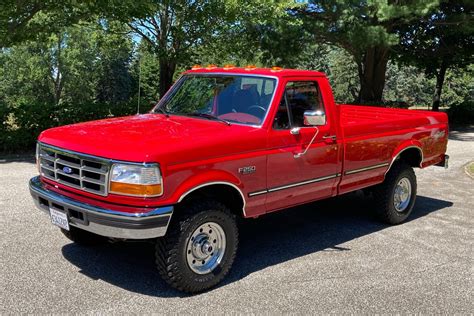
394,177 -> 412,212
186,222 -> 226,275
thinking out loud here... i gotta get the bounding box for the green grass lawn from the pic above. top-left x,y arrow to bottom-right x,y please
468,163 -> 474,176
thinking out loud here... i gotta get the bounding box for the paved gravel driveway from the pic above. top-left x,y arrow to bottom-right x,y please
1,128 -> 473,314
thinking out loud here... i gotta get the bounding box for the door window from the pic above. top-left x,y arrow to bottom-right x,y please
273,81 -> 325,129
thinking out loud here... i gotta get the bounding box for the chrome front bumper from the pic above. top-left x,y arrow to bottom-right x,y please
29,176 -> 173,239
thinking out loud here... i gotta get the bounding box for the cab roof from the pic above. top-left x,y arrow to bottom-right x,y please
184,66 -> 326,78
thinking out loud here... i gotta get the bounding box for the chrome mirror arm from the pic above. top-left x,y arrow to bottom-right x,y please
294,127 -> 319,159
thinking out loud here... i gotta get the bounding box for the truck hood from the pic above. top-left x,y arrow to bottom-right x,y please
39,114 -> 266,164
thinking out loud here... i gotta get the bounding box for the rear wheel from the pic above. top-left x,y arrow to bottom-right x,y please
373,163 -> 417,224
61,226 -> 107,246
156,200 -> 238,293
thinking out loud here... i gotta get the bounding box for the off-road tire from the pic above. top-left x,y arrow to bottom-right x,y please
373,162 -> 417,225
156,200 -> 238,293
61,226 -> 107,246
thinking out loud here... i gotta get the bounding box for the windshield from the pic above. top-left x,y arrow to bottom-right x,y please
154,74 -> 277,125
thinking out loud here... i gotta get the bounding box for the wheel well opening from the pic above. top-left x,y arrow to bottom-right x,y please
179,184 -> 245,218
396,147 -> 423,168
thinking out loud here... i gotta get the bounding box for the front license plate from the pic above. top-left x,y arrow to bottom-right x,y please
50,208 -> 69,231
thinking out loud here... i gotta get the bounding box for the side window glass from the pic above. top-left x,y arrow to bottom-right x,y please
273,81 -> 324,129
273,98 -> 291,129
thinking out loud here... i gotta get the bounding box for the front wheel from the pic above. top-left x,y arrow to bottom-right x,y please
155,200 -> 238,293
373,163 -> 417,225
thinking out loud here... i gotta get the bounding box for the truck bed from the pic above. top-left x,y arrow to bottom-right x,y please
338,105 -> 448,139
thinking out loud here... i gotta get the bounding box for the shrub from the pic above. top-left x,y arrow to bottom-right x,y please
382,100 -> 411,109
447,101 -> 474,124
0,101 -> 139,154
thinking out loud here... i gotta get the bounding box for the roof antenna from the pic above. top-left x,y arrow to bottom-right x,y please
137,55 -> 141,115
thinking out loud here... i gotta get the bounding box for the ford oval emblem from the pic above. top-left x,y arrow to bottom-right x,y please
62,166 -> 73,174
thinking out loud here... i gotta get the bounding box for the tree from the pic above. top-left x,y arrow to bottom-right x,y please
384,61 -> 434,107
294,0 -> 440,104
0,21 -> 135,106
95,22 -> 134,103
130,41 -> 161,102
0,20 -> 137,152
193,1 -> 287,67
105,1 -> 234,97
0,1 -> 97,48
112,0 -> 296,97
395,0 -> 474,110
294,44 -> 359,103
233,1 -> 310,68
0,37 -> 56,105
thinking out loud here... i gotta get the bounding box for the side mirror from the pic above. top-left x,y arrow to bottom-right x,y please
303,110 -> 326,126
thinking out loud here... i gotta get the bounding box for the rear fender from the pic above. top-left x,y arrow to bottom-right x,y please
385,140 -> 424,176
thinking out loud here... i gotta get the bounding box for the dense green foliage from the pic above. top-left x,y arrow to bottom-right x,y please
0,22 -> 139,152
0,0 -> 472,153
395,0 -> 473,110
294,0 -> 441,103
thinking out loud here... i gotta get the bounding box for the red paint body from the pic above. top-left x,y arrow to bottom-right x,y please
38,68 -> 449,217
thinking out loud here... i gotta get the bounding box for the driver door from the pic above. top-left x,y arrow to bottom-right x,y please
265,78 -> 341,212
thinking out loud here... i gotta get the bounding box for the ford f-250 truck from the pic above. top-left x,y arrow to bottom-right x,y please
29,66 -> 449,293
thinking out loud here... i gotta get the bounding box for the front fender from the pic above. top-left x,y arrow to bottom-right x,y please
169,169 -> 243,204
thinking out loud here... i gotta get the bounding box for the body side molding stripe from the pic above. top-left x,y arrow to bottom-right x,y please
344,162 -> 390,175
248,173 -> 341,197
250,161 -> 398,197
248,190 -> 268,197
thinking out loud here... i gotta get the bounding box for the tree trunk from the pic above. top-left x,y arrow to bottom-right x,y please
159,59 -> 176,98
357,46 -> 390,104
53,33 -> 63,105
432,59 -> 449,111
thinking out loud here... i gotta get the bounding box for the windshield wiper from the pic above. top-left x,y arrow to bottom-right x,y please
187,112 -> 231,125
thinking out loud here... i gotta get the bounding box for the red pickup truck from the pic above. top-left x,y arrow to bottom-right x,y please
30,66 -> 449,293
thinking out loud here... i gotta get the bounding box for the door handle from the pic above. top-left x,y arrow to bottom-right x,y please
290,127 -> 300,135
322,135 -> 337,144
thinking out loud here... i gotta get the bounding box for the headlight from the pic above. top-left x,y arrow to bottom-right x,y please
109,163 -> 162,197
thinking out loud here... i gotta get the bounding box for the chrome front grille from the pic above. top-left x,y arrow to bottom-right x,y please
38,144 -> 110,196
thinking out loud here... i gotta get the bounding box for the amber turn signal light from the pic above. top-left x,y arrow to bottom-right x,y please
110,182 -> 162,197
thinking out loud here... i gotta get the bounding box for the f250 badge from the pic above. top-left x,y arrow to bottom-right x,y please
238,166 -> 256,175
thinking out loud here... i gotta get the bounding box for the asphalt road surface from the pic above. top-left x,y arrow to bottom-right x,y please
1,128 -> 473,314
